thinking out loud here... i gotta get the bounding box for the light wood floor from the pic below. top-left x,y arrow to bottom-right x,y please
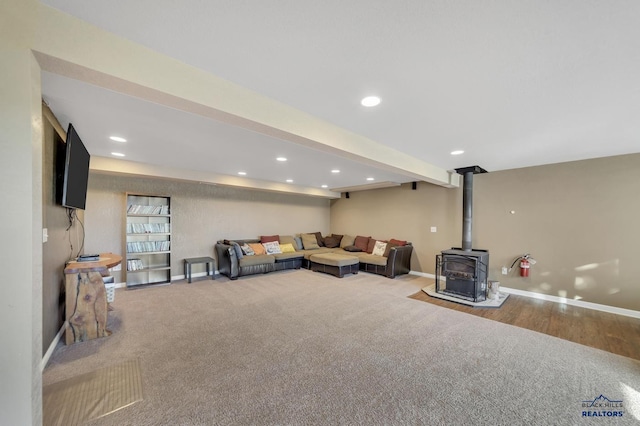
409,287 -> 640,361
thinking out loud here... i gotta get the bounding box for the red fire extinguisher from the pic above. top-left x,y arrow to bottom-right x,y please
519,257 -> 530,277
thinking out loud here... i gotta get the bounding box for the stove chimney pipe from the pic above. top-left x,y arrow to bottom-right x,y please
455,166 -> 488,252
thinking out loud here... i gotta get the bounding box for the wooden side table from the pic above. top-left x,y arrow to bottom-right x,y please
184,257 -> 216,283
64,253 -> 122,344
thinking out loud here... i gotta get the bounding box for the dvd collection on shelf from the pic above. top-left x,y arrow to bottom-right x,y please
127,204 -> 170,215
126,223 -> 171,234
126,241 -> 171,253
125,194 -> 171,286
127,258 -> 144,271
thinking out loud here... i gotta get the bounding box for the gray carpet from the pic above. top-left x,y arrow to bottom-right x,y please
43,270 -> 640,425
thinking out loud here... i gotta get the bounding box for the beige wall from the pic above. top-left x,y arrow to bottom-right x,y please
0,47 -> 43,426
474,154 -> 640,311
330,182 -> 461,274
331,154 -> 640,311
85,174 -> 331,279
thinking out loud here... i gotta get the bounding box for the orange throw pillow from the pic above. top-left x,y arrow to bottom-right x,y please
248,243 -> 266,255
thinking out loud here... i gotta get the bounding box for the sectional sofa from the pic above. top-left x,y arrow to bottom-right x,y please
215,233 -> 413,280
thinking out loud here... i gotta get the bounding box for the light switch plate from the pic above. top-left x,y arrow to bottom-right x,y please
430,226 -> 437,233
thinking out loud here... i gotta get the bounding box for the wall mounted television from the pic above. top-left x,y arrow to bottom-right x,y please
56,123 -> 90,210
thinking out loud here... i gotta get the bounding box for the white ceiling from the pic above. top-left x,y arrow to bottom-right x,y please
39,0 -> 640,194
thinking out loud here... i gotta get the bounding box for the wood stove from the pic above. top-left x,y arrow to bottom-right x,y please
436,166 -> 490,302
436,249 -> 489,302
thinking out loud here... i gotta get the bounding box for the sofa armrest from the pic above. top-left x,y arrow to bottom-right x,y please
215,242 -> 239,279
385,244 -> 413,278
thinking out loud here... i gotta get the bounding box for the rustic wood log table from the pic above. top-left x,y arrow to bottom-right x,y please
64,253 -> 122,345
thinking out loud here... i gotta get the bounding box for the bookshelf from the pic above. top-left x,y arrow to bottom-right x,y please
125,193 -> 171,287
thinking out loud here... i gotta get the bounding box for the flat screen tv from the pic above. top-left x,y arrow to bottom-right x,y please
56,123 -> 90,210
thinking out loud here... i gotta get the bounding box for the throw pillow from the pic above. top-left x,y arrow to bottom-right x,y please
248,243 -> 266,256
301,233 -> 320,250
354,235 -> 370,252
383,242 -> 398,257
280,243 -> 296,253
279,235 -> 297,250
340,234 -> 355,248
331,234 -> 344,245
262,241 -> 282,254
323,236 -> 340,248
231,242 -> 243,259
343,245 -> 363,252
366,238 -> 379,254
310,231 -> 325,247
372,240 -> 387,256
261,235 -> 279,243
241,243 -> 255,256
294,236 -> 303,251
389,238 -> 407,246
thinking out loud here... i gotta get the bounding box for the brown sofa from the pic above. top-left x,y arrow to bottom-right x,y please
215,234 -> 413,280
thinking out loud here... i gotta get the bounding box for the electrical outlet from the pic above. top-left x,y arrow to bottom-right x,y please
42,228 -> 48,243
501,266 -> 508,275
430,226 -> 437,233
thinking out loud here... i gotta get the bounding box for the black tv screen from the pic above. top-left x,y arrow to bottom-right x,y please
60,123 -> 90,210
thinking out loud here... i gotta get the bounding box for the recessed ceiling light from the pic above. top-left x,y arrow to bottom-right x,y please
366,177 -> 375,181
111,152 -> 125,157
276,157 -> 287,162
286,179 -> 293,183
321,185 -> 328,188
237,171 -> 247,176
331,169 -> 340,174
361,96 -> 381,107
451,150 -> 465,155
109,136 -> 127,142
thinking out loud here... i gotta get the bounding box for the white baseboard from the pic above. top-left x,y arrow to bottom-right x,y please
409,271 -> 440,280
408,270 -> 640,319
42,321 -> 66,371
172,270 -> 218,282
116,270 -> 219,287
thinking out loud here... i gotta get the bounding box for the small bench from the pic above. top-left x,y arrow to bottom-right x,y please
309,253 -> 359,278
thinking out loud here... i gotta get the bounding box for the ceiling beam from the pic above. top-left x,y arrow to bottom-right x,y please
33,3 -> 459,189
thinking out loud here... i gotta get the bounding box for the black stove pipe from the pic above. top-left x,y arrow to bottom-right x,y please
462,171 -> 474,251
455,166 -> 488,252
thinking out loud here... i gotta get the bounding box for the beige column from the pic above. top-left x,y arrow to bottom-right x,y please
0,1 -> 43,424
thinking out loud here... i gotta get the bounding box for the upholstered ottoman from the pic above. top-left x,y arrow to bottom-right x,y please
309,253 -> 359,278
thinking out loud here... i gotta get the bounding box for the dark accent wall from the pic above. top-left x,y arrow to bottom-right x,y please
42,110 -> 84,355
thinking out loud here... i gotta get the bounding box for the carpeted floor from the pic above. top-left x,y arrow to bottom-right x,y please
43,270 -> 640,425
